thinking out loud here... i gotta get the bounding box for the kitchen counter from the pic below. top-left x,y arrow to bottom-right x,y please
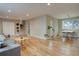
0,42 -> 20,56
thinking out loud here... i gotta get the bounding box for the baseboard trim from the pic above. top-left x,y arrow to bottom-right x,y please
30,36 -> 48,40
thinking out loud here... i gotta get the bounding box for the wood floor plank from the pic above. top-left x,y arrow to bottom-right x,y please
14,36 -> 79,56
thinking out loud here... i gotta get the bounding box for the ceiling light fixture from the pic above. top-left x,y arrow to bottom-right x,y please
47,3 -> 51,6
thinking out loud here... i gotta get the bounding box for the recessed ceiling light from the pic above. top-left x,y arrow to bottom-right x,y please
47,3 -> 51,6
8,9 -> 11,13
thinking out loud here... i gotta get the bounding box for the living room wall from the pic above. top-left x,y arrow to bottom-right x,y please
0,20 -> 3,34
27,15 -> 59,39
29,16 -> 47,39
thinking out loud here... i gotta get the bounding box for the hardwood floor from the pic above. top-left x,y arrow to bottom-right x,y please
14,37 -> 79,56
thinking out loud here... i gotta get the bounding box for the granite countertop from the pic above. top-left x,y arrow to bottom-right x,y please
0,40 -> 20,53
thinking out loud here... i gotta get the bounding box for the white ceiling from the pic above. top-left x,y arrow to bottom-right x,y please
0,3 -> 79,20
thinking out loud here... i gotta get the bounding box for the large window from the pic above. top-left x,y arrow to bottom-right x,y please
73,20 -> 79,29
62,20 -> 73,29
3,21 -> 15,35
62,19 -> 79,30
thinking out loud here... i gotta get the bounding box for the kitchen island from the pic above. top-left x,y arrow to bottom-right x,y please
0,43 -> 20,56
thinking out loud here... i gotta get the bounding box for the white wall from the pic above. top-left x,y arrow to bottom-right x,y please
3,21 -> 15,35
29,16 -> 47,39
28,16 -> 58,39
25,21 -> 30,36
25,21 -> 28,35
0,20 -> 2,34
53,18 -> 58,37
